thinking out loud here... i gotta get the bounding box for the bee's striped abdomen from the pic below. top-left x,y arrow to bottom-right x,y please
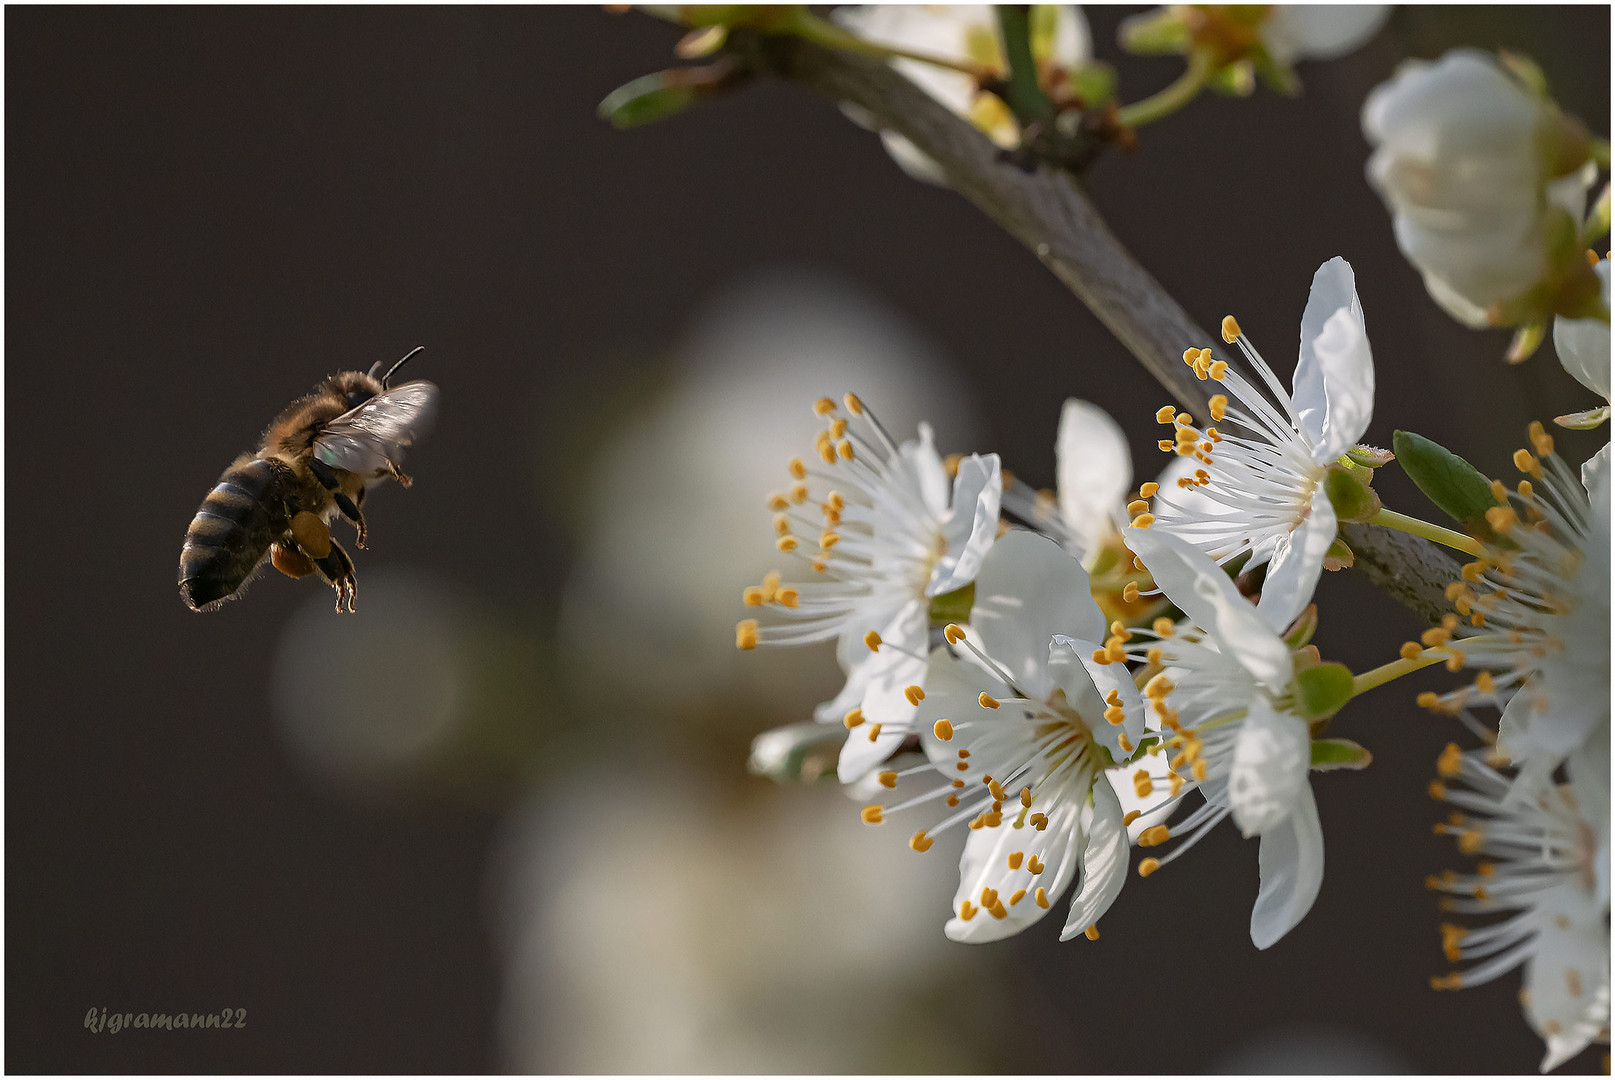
179,458 -> 287,611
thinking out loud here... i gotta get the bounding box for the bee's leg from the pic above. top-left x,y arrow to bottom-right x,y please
310,538 -> 359,613
270,542 -> 317,579
386,461 -> 413,489
308,458 -> 368,549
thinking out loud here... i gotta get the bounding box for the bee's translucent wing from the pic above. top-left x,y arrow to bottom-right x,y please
313,380 -> 438,476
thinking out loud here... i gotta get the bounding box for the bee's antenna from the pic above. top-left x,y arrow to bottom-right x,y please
377,346 -> 426,388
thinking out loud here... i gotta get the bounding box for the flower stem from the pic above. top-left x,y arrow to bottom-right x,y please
1368,508 -> 1486,558
1591,137 -> 1611,170
994,5 -> 1052,124
787,10 -> 992,80
1350,652 -> 1446,698
1115,51 -> 1212,129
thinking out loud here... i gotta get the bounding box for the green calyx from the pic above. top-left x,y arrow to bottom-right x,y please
1293,661 -> 1354,721
928,582 -> 976,627
1309,737 -> 1373,772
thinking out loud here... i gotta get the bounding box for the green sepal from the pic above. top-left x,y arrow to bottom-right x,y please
1309,737 -> 1373,772
1554,405 -> 1612,430
1293,662 -> 1354,721
1391,429 -> 1502,539
1506,321 -> 1548,364
1346,444 -> 1396,468
1497,50 -> 1549,98
1206,59 -> 1256,97
1324,463 -> 1382,523
1583,182 -> 1610,245
1282,603 -> 1318,649
1323,537 -> 1355,571
1068,61 -> 1118,109
928,582 -> 975,626
599,70 -> 708,129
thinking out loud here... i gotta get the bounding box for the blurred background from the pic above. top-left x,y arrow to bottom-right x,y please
6,5 -> 1608,1072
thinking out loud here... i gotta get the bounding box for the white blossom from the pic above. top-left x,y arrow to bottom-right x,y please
1261,5 -> 1390,65
1428,744 -> 1610,1072
858,529 -> 1145,943
737,394 -> 1001,783
1142,257 -> 1374,627
1553,257 -> 1612,430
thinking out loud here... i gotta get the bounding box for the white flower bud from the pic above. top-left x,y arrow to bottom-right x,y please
1553,258 -> 1611,404
1362,49 -> 1593,326
1261,5 -> 1389,65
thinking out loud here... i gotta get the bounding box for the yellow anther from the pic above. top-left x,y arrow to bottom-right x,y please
867,722 -> 882,742
944,623 -> 967,644
1490,479 -> 1508,501
1175,412 -> 1194,427
742,586 -> 764,607
864,630 -> 882,652
778,535 -> 801,554
860,804 -> 884,825
1122,810 -> 1141,827
843,708 -> 865,730
1152,618 -> 1176,637
1513,449 -> 1538,474
1399,642 -> 1422,661
1158,439 -> 1175,453
1007,851 -> 1024,871
1083,925 -> 1100,941
813,396 -> 836,416
1139,857 -> 1161,878
878,771 -> 897,789
1030,813 -> 1048,831
1091,648 -> 1111,664
819,531 -> 840,550
788,458 -> 807,480
959,900 -> 977,921
1122,582 -> 1141,603
933,719 -> 954,741
1458,828 -> 1485,855
775,588 -> 800,610
1208,394 -> 1228,422
1009,888 -> 1026,907
1027,855 -> 1045,874
1437,743 -> 1462,778
979,692 -> 1000,709
1138,824 -> 1171,847
1019,787 -> 1032,808
1156,404 -> 1178,424
1428,780 -> 1447,799
735,620 -> 758,650
1208,360 -> 1228,381
829,417 -> 848,439
979,887 -> 998,907
988,779 -> 1007,801
1221,315 -> 1241,342
1421,627 -> 1451,648
1118,733 -> 1134,752
818,441 -> 836,465
1485,505 -> 1519,533
987,900 -> 1008,920
1517,479 -> 1533,498
1430,973 -> 1462,991
904,684 -> 926,706
1035,887 -> 1050,908
1590,248 -> 1603,267
1131,513 -> 1155,529
1104,705 -> 1126,725
1127,499 -> 1151,516
791,483 -> 808,503
1529,421 -> 1554,457
837,439 -> 854,461
843,392 -> 864,415
1475,671 -> 1496,695
1182,347 -> 1200,366
909,830 -> 934,853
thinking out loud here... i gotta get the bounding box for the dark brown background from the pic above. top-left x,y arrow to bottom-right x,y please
7,5 -> 1609,1072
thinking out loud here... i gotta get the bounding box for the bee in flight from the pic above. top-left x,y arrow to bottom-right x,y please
179,348 -> 438,613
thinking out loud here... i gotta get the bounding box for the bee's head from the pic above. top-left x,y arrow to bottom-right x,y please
326,370 -> 386,413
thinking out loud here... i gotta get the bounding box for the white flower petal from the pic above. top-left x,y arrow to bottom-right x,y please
944,795 -> 1083,943
1228,697 -> 1312,839
1124,526 -> 1292,692
1262,4 -> 1388,63
1294,258 -> 1374,463
1106,750 -> 1181,843
1056,398 -> 1132,559
838,600 -> 928,783
915,646 -> 1010,769
929,453 -> 1003,595
1582,442 -> 1610,497
1059,781 -> 1129,941
1059,637 -> 1148,749
1523,882 -> 1611,1072
1249,783 -> 1325,949
904,422 -> 953,519
968,530 -> 1104,700
1045,640 -> 1123,759
1256,482 -> 1337,632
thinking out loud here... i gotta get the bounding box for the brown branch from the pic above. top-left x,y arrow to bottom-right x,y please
725,28 -> 1459,624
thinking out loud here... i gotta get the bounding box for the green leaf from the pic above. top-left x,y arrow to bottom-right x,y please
1391,429 -> 1502,538
1310,737 -> 1373,772
1323,463 -> 1382,523
1293,662 -> 1354,721
928,582 -> 975,626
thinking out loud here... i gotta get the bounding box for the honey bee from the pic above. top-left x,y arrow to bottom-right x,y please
179,348 -> 438,613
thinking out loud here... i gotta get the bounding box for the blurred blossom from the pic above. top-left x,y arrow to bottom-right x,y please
1261,5 -> 1390,65
1212,1022 -> 1413,1072
558,267 -> 979,726
1118,5 -> 1387,93
833,4 -> 1092,184
271,568 -> 544,801
491,769 -> 988,1072
1362,49 -> 1598,329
